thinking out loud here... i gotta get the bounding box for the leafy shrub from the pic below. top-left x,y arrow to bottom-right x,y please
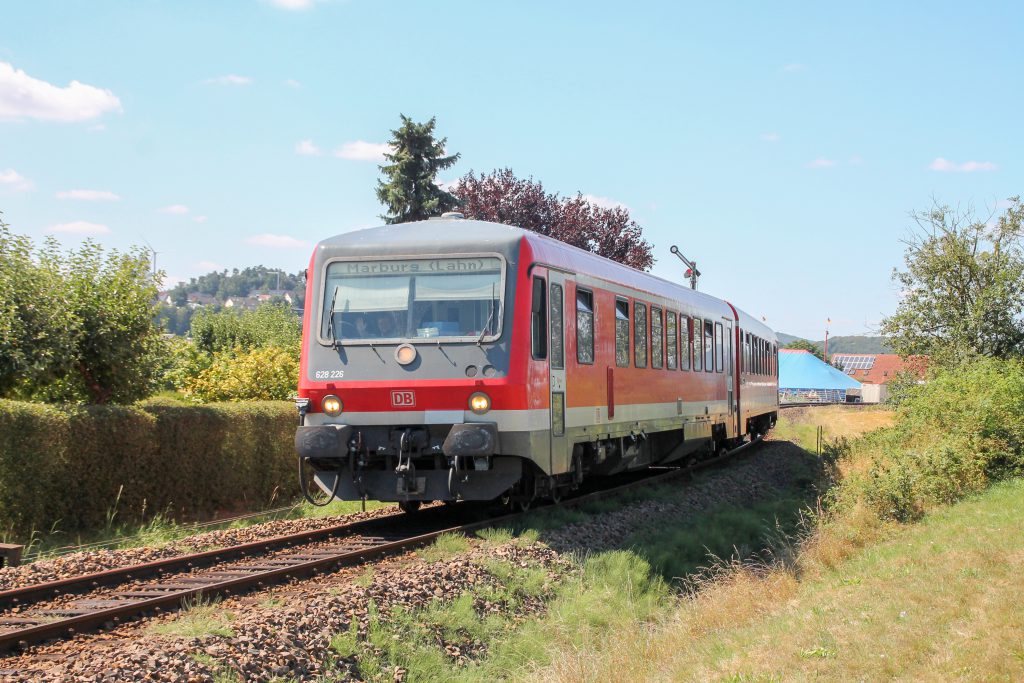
0,398 -> 298,539
183,346 -> 299,402
190,303 -> 300,355
831,357 -> 1024,521
0,222 -> 162,404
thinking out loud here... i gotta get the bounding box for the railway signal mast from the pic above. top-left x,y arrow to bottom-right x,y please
670,245 -> 700,290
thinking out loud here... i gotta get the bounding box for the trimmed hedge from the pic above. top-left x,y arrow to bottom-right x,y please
0,398 -> 298,539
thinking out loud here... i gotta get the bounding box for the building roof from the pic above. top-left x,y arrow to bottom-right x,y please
779,349 -> 861,390
831,353 -> 928,384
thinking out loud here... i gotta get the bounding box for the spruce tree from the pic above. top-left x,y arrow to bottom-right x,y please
376,115 -> 460,223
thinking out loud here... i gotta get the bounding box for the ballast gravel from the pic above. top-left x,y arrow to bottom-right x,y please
542,440 -> 812,555
0,440 -> 814,681
1,541 -> 568,682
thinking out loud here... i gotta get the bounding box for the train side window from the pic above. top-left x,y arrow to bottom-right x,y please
576,288 -> 594,365
773,343 -> 778,376
651,306 -> 664,369
758,338 -> 764,375
531,277 -> 547,360
666,312 -> 678,370
549,282 -> 564,369
681,316 -> 691,371
714,322 -> 724,373
754,337 -> 760,375
634,302 -> 648,368
704,319 -> 714,372
692,317 -> 703,372
745,333 -> 751,373
615,299 -> 630,367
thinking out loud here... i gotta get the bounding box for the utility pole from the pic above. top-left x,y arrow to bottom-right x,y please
669,245 -> 701,290
824,317 -> 831,361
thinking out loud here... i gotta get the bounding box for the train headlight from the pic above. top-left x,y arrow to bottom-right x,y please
394,343 -> 417,366
469,392 -> 491,415
322,394 -> 343,416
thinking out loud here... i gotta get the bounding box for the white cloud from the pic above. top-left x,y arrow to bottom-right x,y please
194,215 -> 208,223
295,139 -> 322,156
158,204 -> 190,215
268,0 -> 315,9
929,157 -> 997,173
807,157 -> 837,168
246,233 -> 310,248
56,189 -> 120,201
284,79 -> 302,88
334,140 -> 392,162
46,220 -> 110,235
202,75 -> 253,86
0,168 -> 32,191
435,178 -> 460,192
782,63 -> 806,72
760,132 -> 781,142
0,62 -> 122,122
582,194 -> 630,211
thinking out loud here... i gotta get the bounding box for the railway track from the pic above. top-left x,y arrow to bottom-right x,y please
0,435 -> 762,656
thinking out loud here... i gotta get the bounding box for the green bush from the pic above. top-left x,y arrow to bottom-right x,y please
190,303 -> 300,355
831,357 -> 1024,521
0,398 -> 298,540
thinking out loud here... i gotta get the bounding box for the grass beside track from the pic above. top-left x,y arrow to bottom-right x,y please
540,477 -> 1024,682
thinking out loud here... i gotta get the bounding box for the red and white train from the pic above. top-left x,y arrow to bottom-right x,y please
295,215 -> 778,510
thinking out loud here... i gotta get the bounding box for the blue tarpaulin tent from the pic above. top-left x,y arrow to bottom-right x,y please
778,349 -> 861,403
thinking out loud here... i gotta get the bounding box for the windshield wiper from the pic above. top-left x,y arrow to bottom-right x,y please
326,286 -> 340,348
477,284 -> 497,346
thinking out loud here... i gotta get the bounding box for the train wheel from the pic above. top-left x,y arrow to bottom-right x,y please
398,500 -> 421,514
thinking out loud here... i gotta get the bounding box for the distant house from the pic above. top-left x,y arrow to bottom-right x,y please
186,292 -> 217,308
831,354 -> 928,403
155,291 -> 174,305
224,296 -> 259,311
247,289 -> 294,304
779,349 -> 862,403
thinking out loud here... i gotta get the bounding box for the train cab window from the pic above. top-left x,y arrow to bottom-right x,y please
666,312 -> 678,370
615,299 -> 630,367
531,277 -> 547,360
651,307 -> 664,369
714,322 -> 724,373
692,317 -> 703,372
681,316 -> 692,371
549,282 -> 564,369
704,320 -> 714,372
634,302 -> 648,368
576,289 -> 594,365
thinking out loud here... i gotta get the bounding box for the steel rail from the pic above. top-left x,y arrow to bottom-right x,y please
0,434 -> 763,655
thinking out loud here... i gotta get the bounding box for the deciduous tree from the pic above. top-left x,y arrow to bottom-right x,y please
783,339 -> 824,360
452,169 -> 655,271
881,198 -> 1024,364
376,115 -> 460,223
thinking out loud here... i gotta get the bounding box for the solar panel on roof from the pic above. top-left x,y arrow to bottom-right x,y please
833,355 -> 875,372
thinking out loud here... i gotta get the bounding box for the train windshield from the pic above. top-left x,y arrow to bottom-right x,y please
320,256 -> 505,343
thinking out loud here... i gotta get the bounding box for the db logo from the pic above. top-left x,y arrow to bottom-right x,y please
391,390 -> 415,408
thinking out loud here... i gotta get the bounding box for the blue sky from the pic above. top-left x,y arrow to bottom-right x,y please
1,1 -> 1020,339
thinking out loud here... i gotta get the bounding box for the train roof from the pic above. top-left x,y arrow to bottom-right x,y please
315,218 -> 776,340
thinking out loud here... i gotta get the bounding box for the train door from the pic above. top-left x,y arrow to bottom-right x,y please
548,272 -> 569,474
725,320 -> 736,437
